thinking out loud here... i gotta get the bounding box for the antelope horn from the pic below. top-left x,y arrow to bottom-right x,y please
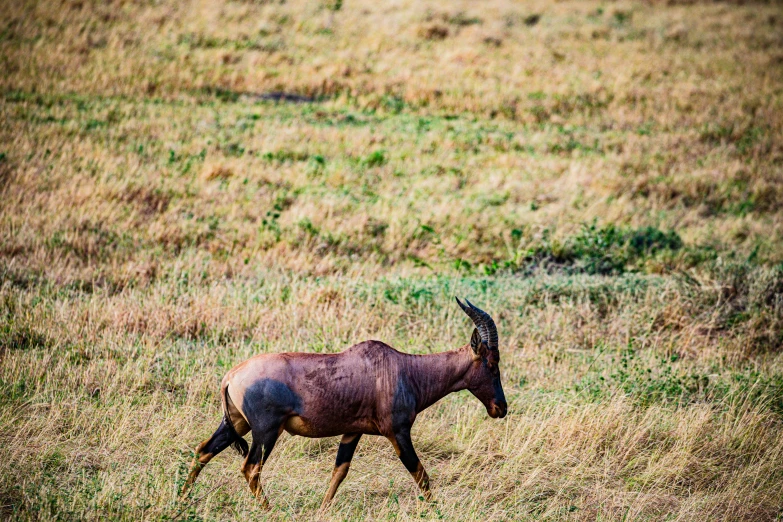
464,298 -> 498,350
455,297 -> 491,348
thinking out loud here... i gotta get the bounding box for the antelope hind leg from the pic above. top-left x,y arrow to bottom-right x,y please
181,417 -> 246,499
242,425 -> 282,509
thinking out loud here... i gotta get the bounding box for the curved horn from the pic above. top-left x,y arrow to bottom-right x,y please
455,297 -> 490,347
464,298 -> 498,350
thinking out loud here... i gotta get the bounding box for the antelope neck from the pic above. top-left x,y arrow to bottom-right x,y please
403,345 -> 475,413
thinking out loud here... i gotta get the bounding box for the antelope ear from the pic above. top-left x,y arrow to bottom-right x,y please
470,329 -> 489,359
470,328 -> 481,352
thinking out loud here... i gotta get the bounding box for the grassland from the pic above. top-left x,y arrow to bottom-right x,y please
2,0 -> 783,520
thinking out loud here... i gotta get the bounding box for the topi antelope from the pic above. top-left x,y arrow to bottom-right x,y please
181,298 -> 506,508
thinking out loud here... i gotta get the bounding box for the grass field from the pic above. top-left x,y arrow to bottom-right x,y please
2,0 -> 783,520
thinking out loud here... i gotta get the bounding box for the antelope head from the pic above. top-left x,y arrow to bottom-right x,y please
456,297 -> 507,419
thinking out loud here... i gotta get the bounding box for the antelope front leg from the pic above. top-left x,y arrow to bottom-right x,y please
320,433 -> 362,509
388,429 -> 432,501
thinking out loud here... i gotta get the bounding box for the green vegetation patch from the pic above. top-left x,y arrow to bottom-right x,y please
520,223 -> 683,275
573,346 -> 783,416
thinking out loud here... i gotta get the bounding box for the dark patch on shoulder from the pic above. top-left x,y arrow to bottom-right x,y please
391,376 -> 416,431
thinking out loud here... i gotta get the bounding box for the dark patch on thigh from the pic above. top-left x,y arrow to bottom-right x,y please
241,378 -> 303,430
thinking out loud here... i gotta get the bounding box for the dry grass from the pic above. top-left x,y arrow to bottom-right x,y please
2,0 -> 783,520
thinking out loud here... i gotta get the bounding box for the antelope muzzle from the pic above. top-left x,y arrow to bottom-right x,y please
488,399 -> 507,419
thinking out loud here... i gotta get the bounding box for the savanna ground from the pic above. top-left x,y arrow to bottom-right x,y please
2,0 -> 783,519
